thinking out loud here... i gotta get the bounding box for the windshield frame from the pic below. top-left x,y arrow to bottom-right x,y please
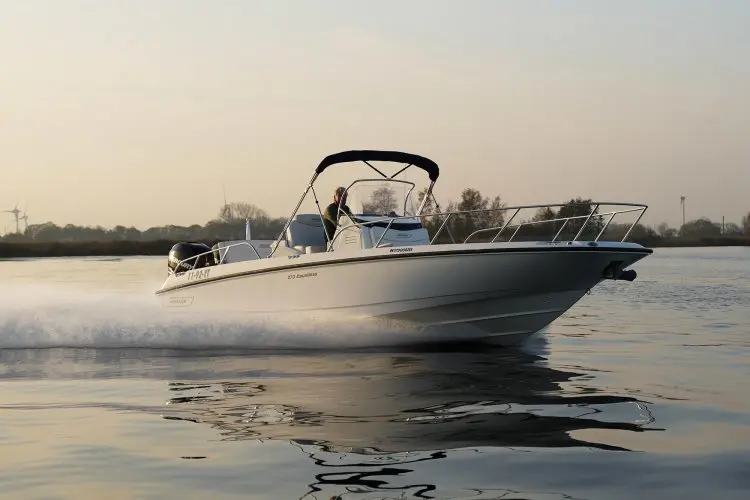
337,178 -> 419,218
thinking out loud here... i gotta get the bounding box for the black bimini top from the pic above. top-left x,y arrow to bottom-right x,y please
316,150 -> 440,182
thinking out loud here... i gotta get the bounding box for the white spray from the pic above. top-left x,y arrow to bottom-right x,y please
0,282 -> 422,350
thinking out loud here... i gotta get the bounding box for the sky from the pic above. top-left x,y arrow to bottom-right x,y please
1,0 -> 748,232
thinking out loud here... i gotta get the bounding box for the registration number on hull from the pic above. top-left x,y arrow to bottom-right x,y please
185,268 -> 211,281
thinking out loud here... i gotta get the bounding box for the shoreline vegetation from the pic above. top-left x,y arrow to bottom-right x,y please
1,236 -> 748,259
2,190 -> 748,258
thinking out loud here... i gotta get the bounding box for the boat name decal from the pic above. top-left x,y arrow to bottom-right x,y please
288,271 -> 318,280
186,268 -> 211,281
389,247 -> 413,253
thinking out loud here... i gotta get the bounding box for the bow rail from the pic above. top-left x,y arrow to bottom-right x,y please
327,201 -> 648,248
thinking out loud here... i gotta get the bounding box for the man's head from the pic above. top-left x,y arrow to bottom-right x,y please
334,186 -> 347,205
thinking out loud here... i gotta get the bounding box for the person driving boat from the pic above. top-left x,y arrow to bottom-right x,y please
322,186 -> 352,241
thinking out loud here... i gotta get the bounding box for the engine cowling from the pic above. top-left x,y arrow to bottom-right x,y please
167,242 -> 216,274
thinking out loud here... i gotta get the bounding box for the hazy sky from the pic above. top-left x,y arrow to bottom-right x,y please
2,0 -> 748,231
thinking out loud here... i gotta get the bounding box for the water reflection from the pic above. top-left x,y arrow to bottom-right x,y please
0,344 -> 662,499
156,344 -> 661,499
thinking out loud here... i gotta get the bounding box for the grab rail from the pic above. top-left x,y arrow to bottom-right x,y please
170,240 -> 263,276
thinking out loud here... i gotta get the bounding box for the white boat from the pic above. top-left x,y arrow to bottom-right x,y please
155,150 -> 652,345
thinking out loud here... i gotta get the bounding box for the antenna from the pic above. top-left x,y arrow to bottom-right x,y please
3,201 -> 21,234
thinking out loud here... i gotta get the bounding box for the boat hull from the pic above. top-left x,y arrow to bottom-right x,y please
155,241 -> 651,345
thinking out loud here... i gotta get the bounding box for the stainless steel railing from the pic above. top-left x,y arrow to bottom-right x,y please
328,201 -> 648,247
170,202 -> 648,273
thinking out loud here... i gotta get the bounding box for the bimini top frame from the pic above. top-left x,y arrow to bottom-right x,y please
269,149 -> 442,257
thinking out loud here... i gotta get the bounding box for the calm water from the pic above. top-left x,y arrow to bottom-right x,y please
1,247 -> 749,499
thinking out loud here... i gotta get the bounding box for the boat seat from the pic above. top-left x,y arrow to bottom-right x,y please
269,241 -> 303,258
288,244 -> 326,255
286,214 -> 327,250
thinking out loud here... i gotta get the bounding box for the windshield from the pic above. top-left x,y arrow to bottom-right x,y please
345,180 -> 418,217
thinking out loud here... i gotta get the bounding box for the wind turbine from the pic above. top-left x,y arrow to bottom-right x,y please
4,201 -> 21,234
680,196 -> 686,227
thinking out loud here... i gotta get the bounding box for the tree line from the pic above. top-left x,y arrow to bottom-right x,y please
2,189 -> 749,246
0,203 -> 287,243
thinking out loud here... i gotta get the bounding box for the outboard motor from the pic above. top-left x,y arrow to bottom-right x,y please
168,242 -> 216,274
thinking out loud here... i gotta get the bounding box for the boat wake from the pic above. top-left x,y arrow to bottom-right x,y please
0,283 -> 426,350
